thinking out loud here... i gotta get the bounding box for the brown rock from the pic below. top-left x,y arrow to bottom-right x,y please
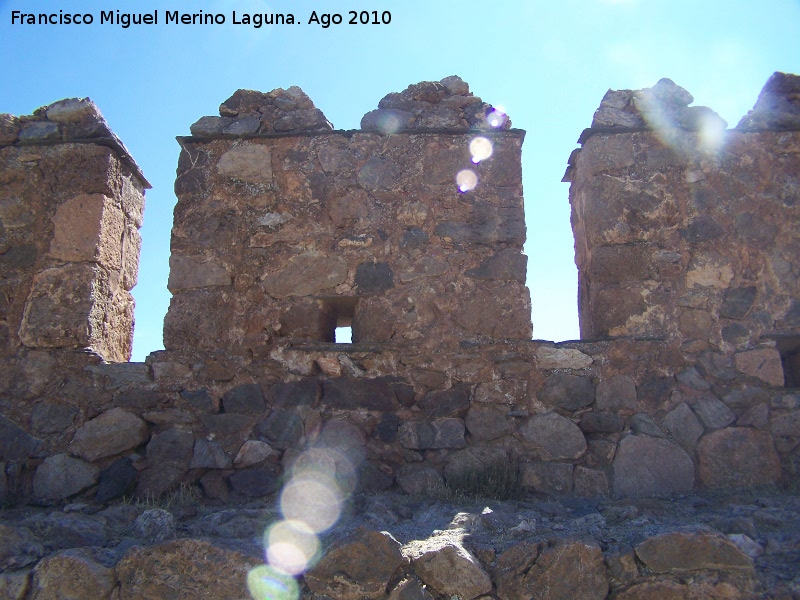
613,435 -> 694,497
535,346 -> 593,370
216,144 -> 273,183
518,412 -> 587,460
697,427 -> 781,488
0,570 -> 30,600
263,252 -> 348,297
539,372 -> 595,410
663,402 -> 704,448
69,407 -> 149,461
396,464 -> 444,496
398,419 -> 466,450
465,403 -> 512,441
0,524 -> 45,571
305,527 -> 405,600
31,548 -> 115,600
116,539 -> 260,600
595,374 -> 638,412
406,536 -> 492,600
734,348 -> 785,387
520,462 -> 574,495
48,193 -> 124,270
495,539 -> 607,600
33,453 -> 100,500
615,579 -> 687,600
635,528 -> 754,574
168,255 -> 231,291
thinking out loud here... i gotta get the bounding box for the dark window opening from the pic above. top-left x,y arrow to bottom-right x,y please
321,297 -> 359,344
775,336 -> 800,388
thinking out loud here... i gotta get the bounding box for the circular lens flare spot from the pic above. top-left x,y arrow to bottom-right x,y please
247,564 -> 299,600
486,106 -> 508,128
265,520 -> 320,576
456,169 -> 478,192
280,473 -> 343,533
469,137 -> 493,163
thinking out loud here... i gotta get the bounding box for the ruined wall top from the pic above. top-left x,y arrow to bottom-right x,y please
187,75 -> 512,138
167,77 -> 530,357
566,72 -> 800,354
0,97 -> 149,189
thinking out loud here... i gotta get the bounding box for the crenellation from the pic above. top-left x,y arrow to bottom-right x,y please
1,101 -> 148,363
1,74 -> 800,525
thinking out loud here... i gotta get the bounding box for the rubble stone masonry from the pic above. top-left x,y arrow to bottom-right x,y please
1,75 -> 799,511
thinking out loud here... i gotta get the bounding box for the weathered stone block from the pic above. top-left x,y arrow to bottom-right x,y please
595,375 -> 638,412
228,466 -> 280,497
518,412 -> 587,460
221,383 -> 265,414
579,412 -> 625,433
465,404 -> 512,441
263,252 -> 348,297
31,548 -> 115,600
692,397 -> 735,430
216,144 -> 273,183
19,263 -> 128,358
116,539 -> 261,599
419,386 -> 471,418
323,377 -> 412,411
254,409 -> 303,450
663,403 -> 704,448
96,457 -> 138,503
771,410 -> 800,437
190,439 -> 232,469
398,419 -> 466,450
520,462 -> 574,495
734,348 -> 785,387
0,415 -> 42,460
495,539 -> 608,600
535,346 -> 593,370
635,528 -> 754,574
69,408 -> 148,462
540,372 -> 595,410
305,527 -> 405,600
697,428 -> 781,488
167,255 -> 231,291
33,454 -> 99,500
31,402 -> 78,434
146,428 -> 194,465
407,537 -> 492,600
396,464 -> 444,496
613,435 -> 694,497
355,261 -> 394,294
48,193 -> 125,271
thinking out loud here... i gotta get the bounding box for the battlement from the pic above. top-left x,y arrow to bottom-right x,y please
0,74 -> 799,508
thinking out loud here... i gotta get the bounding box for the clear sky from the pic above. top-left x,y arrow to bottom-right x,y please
1,0 -> 799,361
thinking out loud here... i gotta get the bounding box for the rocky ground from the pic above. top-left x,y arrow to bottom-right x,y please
1,485 -> 799,599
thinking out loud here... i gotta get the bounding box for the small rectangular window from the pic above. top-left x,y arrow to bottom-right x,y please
320,297 -> 358,344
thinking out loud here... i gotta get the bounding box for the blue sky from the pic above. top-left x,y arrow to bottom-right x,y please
1,0 -> 799,361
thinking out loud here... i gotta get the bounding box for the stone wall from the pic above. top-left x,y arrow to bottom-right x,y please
0,76 -> 799,512
0,99 -> 148,363
567,75 -> 800,360
165,81 -> 531,358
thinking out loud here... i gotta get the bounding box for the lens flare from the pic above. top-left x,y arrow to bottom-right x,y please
265,520 -> 321,576
456,169 -> 478,192
486,106 -> 508,128
698,112 -> 726,154
469,137 -> 493,163
247,564 -> 299,600
280,472 -> 343,533
375,113 -> 402,134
